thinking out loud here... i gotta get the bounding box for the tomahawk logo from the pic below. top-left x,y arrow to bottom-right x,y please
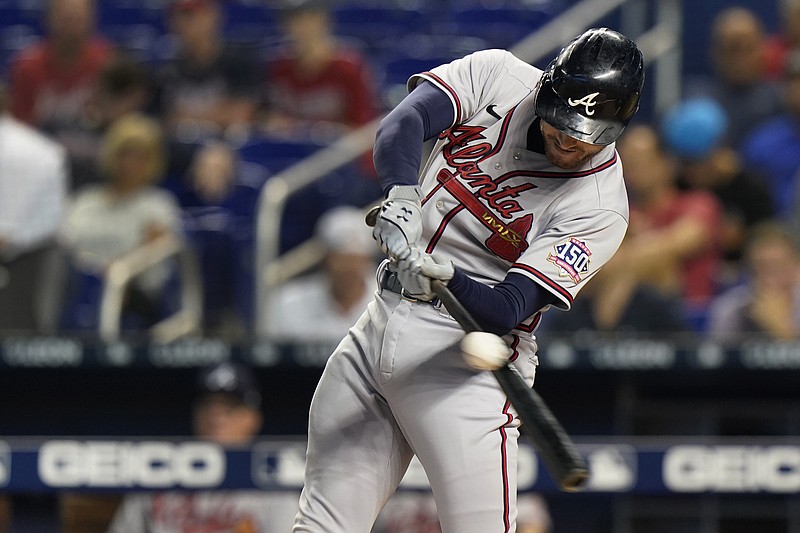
567,92 -> 601,115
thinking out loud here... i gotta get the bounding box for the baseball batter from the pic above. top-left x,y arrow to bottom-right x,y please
293,28 -> 644,532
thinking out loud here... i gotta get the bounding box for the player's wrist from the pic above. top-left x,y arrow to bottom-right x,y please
386,184 -> 422,203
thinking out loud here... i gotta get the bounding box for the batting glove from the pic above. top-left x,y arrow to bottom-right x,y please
395,249 -> 454,301
372,185 -> 423,258
420,253 -> 454,283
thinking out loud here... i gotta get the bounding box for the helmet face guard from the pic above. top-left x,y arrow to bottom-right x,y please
534,28 -> 644,146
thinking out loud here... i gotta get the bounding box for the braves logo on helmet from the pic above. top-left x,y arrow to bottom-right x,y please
567,92 -> 601,115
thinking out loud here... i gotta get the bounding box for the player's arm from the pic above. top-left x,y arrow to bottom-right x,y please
370,81 -> 455,257
446,270 -> 558,335
373,80 -> 455,194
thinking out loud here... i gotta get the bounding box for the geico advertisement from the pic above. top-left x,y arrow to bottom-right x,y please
38,441 -> 225,488
664,445 -> 800,493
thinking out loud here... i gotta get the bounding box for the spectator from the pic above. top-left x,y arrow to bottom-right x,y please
106,362 -> 299,531
266,206 -> 377,342
707,222 -> 800,342
175,141 -> 266,334
608,125 -> 723,328
765,0 -> 800,78
263,0 -> 384,209
740,51 -> 800,218
684,7 -> 782,147
372,492 -> 551,533
537,265 -> 689,336
0,83 -> 68,333
8,0 -> 115,188
90,55 -> 155,132
263,0 -> 380,139
661,98 -> 775,279
59,113 -> 181,331
156,0 -> 261,141
61,54 -> 159,189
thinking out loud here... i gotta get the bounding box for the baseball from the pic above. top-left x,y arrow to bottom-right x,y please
460,331 -> 510,371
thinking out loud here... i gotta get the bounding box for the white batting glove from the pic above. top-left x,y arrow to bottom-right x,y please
420,253 -> 454,283
372,185 -> 422,258
395,249 -> 454,301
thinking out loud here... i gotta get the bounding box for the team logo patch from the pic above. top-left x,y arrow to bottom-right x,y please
567,92 -> 600,115
547,237 -> 592,283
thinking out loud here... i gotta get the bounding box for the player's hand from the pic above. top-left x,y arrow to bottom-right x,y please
372,185 -> 423,258
420,253 -> 454,283
396,249 -> 454,301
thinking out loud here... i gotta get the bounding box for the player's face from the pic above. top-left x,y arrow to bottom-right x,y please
193,394 -> 262,446
540,120 -> 605,170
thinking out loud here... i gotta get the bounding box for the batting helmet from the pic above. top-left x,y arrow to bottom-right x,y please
534,27 -> 644,145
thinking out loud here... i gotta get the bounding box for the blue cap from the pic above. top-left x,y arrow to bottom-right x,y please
660,98 -> 728,158
196,363 -> 261,409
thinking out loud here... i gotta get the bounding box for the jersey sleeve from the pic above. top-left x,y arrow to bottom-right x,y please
408,49 -> 532,127
509,209 -> 628,310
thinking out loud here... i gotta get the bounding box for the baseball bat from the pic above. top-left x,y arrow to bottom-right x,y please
365,205 -> 589,491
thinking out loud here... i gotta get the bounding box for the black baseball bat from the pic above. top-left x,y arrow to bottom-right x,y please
365,205 -> 589,491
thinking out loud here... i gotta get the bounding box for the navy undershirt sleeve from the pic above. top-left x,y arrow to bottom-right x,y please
446,270 -> 558,335
373,81 -> 455,195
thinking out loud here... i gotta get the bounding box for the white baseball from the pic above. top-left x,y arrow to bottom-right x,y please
460,331 -> 510,371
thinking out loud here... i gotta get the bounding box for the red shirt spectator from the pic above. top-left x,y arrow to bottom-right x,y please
263,0 -> 380,138
8,0 -> 114,190
9,0 -> 114,130
10,37 -> 113,127
266,48 -> 378,129
632,190 -> 722,306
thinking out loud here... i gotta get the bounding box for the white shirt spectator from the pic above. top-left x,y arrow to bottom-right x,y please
269,271 -> 376,342
0,115 -> 67,259
265,206 -> 377,342
60,185 -> 181,294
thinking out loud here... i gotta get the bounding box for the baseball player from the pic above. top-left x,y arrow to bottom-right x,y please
293,28 -> 644,532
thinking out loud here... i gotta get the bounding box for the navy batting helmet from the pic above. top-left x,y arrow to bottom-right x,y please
534,27 -> 644,145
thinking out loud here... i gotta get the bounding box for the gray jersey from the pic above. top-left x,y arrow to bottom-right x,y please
413,49 -> 628,330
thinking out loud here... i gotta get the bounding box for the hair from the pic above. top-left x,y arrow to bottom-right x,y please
99,55 -> 151,97
99,113 -> 165,184
712,7 -> 765,42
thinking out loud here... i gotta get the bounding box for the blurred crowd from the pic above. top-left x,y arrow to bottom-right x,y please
0,0 -> 799,346
0,0 -> 388,339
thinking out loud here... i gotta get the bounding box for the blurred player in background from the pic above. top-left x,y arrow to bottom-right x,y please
106,362 -> 299,532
